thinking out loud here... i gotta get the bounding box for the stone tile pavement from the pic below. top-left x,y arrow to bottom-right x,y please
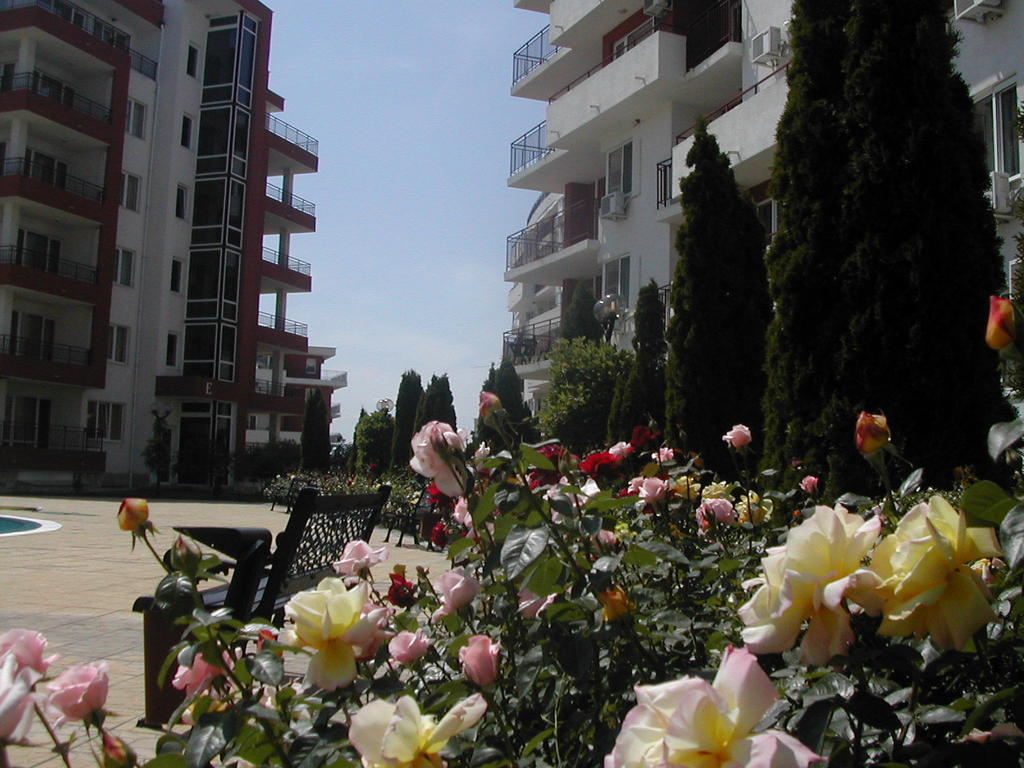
0,494 -> 449,768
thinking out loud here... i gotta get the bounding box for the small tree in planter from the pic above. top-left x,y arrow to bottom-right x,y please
142,408 -> 172,493
301,389 -> 331,472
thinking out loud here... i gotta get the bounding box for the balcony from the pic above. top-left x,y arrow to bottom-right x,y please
547,12 -> 742,154
0,333 -> 89,364
549,0 -> 643,49
267,114 -> 319,156
515,0 -> 551,11
503,318 -> 561,376
0,71 -> 111,122
0,245 -> 96,283
266,114 -> 318,175
0,157 -> 103,200
110,0 -> 164,27
256,311 -> 309,353
0,332 -> 102,387
508,120 -> 598,193
672,62 -> 789,190
505,198 -> 599,284
0,420 -> 105,472
513,26 -> 561,86
283,368 -> 347,389
264,181 -> 316,233
258,311 -> 307,337
260,246 -> 311,294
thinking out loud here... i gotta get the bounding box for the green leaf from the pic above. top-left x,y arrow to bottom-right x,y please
584,492 -> 639,511
917,706 -> 965,725
185,713 -> 231,768
247,651 -> 284,686
500,526 -> 550,579
516,645 -> 545,696
447,535 -> 476,562
623,546 -> 658,567
141,755 -> 188,768
472,484 -> 499,527
999,504 -> 1024,569
844,691 -> 901,732
525,554 -> 564,597
988,418 -> 1024,460
638,541 -> 690,565
961,480 -> 1015,526
898,468 -> 924,497
522,728 -> 554,758
580,515 -> 603,536
794,698 -> 837,754
521,444 -> 556,471
960,687 -> 1018,736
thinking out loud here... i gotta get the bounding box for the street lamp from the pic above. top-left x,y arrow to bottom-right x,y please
594,293 -> 626,343
376,398 -> 394,414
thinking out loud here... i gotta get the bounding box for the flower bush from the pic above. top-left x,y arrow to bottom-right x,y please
3,394 -> 1024,768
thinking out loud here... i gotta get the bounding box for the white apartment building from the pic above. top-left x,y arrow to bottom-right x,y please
505,0 -> 1022,412
0,0 -> 345,489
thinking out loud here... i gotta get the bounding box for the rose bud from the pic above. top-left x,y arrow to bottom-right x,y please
855,412 -> 890,456
102,732 -> 137,768
597,586 -> 633,622
479,391 -> 502,422
169,535 -> 203,575
117,498 -> 149,532
986,295 -> 1015,351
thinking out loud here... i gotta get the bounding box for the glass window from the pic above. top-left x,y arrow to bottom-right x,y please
108,324 -> 129,363
120,173 -> 141,211
193,180 -> 225,227
186,45 -> 199,77
181,115 -> 193,148
126,100 -> 146,139
755,199 -> 777,239
114,247 -> 133,286
603,255 -> 631,305
187,251 -> 220,300
607,141 -> 634,195
166,333 -> 178,366
203,27 -> 237,88
176,185 -> 189,219
975,84 -> 1020,176
184,324 -> 216,360
305,358 -> 317,375
198,108 -> 231,158
170,259 -> 183,292
87,401 -> 124,441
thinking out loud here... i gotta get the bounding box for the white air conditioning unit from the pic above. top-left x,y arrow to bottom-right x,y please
990,171 -> 1013,216
751,27 -> 783,66
954,0 -> 1003,22
643,0 -> 671,17
600,191 -> 627,220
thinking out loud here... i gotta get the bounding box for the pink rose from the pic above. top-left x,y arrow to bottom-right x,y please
608,441 -> 633,458
389,631 -> 430,665
334,540 -> 390,577
452,497 -> 472,527
799,475 -> 820,495
352,604 -> 395,662
172,649 -> 233,697
0,654 -> 40,744
432,568 -> 481,621
652,447 -> 674,462
517,589 -> 556,619
596,529 -> 619,549
47,662 -> 109,724
0,629 -> 57,674
479,391 -> 502,421
459,635 -> 501,687
722,424 -> 752,448
409,421 -> 467,497
697,498 -> 737,532
637,477 -> 669,503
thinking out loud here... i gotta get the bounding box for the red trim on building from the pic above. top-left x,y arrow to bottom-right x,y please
0,263 -> 105,305
255,324 -> 309,354
156,375 -> 244,402
266,89 -> 285,111
0,175 -> 107,223
250,391 -> 304,415
263,196 -> 316,232
0,90 -> 117,145
0,7 -> 130,70
111,0 -> 164,27
0,445 -> 105,472
0,353 -> 105,388
260,258 -> 312,293
266,130 -> 318,174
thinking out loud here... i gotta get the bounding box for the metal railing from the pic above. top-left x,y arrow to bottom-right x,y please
0,420 -> 103,451
506,198 -> 598,271
129,49 -> 157,79
0,244 -> 96,283
656,158 -> 673,208
255,380 -> 290,397
266,114 -> 319,156
510,120 -> 554,176
1,157 -> 104,201
513,25 -> 560,85
265,182 -> 316,216
258,311 -> 309,338
262,246 -> 311,275
502,318 -> 561,365
0,333 -> 90,365
322,370 -> 347,387
685,0 -> 742,70
0,71 -> 111,122
674,61 -> 790,145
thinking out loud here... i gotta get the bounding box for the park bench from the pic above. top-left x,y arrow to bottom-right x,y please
132,485 -> 391,726
382,485 -> 431,547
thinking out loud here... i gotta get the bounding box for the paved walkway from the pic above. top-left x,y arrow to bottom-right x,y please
0,495 -> 449,768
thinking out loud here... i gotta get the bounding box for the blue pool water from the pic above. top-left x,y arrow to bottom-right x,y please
0,514 -> 59,536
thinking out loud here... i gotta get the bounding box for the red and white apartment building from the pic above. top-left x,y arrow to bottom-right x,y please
505,0 -> 1022,413
0,0 -> 345,488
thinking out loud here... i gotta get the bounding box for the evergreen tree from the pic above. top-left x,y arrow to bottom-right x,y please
479,359 -> 536,446
665,122 -> 770,470
761,0 -> 854,483
415,374 -> 457,429
829,0 -> 1008,489
300,389 -> 331,471
390,369 -> 423,469
353,407 -> 394,474
561,281 -> 603,341
142,408 -> 172,492
608,281 -> 666,442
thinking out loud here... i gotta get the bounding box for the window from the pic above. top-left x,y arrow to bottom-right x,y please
186,44 -> 199,77
126,100 -> 147,139
181,115 -> 193,148
121,172 -> 140,211
975,83 -> 1020,176
607,141 -> 634,196
108,324 -> 129,363
176,185 -> 189,219
166,333 -> 178,366
113,247 -> 133,286
87,401 -> 124,441
603,255 -> 631,305
170,259 -> 183,292
305,358 -> 318,375
755,199 -> 778,240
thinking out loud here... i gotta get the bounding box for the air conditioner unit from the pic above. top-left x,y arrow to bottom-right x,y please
643,0 -> 671,17
954,0 -> 1003,22
751,27 -> 783,66
990,171 -> 1013,216
600,191 -> 627,220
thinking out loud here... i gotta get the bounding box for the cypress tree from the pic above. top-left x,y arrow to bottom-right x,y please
390,369 -> 423,469
562,281 -> 603,341
300,389 -> 331,471
479,359 -> 536,446
353,408 -> 394,474
829,0 -> 1009,489
415,374 -> 457,429
761,0 -> 854,483
665,122 -> 770,470
608,281 -> 666,442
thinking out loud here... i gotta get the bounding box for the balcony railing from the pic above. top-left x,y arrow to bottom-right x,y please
258,311 -> 308,338
656,158 -> 673,208
513,25 -> 560,85
266,114 -> 319,156
0,420 -> 103,451
0,71 -> 111,122
129,49 -> 157,79
262,246 -> 311,276
1,157 -> 104,201
506,198 -> 598,271
255,380 -> 289,397
0,333 -> 90,365
0,244 -> 96,283
510,120 -> 554,176
675,61 -> 790,145
266,182 -> 316,216
503,318 -> 561,365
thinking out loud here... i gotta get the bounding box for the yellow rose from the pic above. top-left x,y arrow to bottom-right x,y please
701,481 -> 734,500
736,491 -> 772,524
864,496 -> 1001,650
671,476 -> 702,502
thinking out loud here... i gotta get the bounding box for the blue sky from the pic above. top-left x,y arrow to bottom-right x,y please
264,2 -> 546,441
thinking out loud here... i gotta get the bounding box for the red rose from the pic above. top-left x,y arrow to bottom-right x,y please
580,451 -> 620,478
430,521 -> 449,549
386,573 -> 416,608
